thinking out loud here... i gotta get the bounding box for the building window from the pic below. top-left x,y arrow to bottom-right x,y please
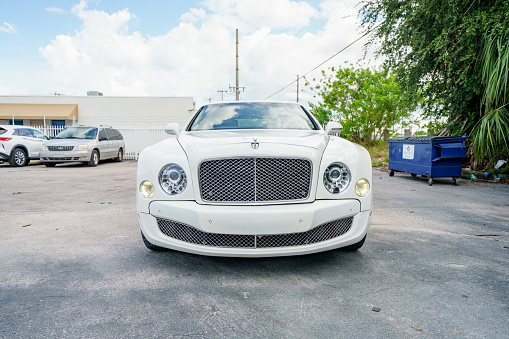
8,119 -> 23,126
52,120 -> 66,127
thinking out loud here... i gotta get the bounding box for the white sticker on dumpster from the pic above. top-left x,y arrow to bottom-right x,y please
402,144 -> 414,159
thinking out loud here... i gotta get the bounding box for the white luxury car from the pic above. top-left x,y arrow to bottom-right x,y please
137,102 -> 372,257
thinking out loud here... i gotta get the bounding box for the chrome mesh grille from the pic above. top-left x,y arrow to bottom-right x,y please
48,146 -> 74,151
199,158 -> 312,202
156,217 -> 353,248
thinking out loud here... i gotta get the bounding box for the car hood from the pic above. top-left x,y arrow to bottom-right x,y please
44,139 -> 92,146
177,129 -> 328,160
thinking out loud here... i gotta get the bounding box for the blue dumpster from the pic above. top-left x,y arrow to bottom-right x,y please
388,136 -> 468,186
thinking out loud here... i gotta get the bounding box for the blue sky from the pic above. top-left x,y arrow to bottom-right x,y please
0,0 -> 372,106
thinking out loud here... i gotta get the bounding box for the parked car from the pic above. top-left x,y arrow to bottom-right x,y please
0,125 -> 50,167
40,126 -> 125,167
137,102 -> 373,257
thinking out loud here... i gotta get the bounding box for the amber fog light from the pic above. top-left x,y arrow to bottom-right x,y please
140,180 -> 155,198
355,179 -> 370,197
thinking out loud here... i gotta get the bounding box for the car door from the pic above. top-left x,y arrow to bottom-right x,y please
98,128 -> 113,159
106,128 -> 120,155
29,129 -> 50,158
17,128 -> 41,158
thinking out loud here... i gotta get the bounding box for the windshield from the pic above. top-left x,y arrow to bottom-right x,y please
188,103 -> 319,131
54,127 -> 98,139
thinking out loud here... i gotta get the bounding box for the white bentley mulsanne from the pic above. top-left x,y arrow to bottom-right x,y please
137,102 -> 372,257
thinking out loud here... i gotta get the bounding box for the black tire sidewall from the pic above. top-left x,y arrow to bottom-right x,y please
89,150 -> 99,167
10,148 -> 27,167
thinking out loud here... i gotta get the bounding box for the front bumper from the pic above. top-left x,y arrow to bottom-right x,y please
40,150 -> 91,162
138,199 -> 371,257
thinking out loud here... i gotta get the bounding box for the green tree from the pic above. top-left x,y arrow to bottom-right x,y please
306,64 -> 415,144
359,0 -> 509,165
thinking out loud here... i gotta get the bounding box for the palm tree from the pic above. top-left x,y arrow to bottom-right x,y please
473,32 -> 509,167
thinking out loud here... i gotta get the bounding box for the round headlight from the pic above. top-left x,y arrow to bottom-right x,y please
75,144 -> 89,151
324,162 -> 351,194
139,180 -> 155,198
355,178 -> 370,197
159,164 -> 187,195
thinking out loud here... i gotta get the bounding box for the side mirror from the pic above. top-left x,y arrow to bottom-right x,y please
164,123 -> 180,136
325,121 -> 343,136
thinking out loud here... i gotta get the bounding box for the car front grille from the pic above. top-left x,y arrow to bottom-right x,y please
47,146 -> 74,151
199,157 -> 312,202
156,217 -> 353,249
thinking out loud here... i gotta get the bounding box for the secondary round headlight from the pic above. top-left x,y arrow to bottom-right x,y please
40,145 -> 48,151
139,180 -> 155,198
159,164 -> 187,195
355,178 -> 370,197
323,162 -> 351,194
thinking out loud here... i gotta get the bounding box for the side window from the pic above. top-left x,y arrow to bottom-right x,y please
18,128 -> 34,137
113,129 -> 123,140
12,129 -> 19,136
98,129 -> 108,141
105,128 -> 114,140
31,130 -> 49,140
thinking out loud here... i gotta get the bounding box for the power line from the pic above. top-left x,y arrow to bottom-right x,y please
263,23 -> 380,101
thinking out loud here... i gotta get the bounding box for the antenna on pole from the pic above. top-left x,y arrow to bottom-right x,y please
296,75 -> 299,103
218,90 -> 228,101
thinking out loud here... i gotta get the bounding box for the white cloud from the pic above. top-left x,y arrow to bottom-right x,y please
46,7 -> 67,15
0,22 -> 16,34
180,8 -> 207,23
38,0 -> 375,106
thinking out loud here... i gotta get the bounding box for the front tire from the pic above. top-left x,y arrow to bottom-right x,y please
114,148 -> 123,162
9,148 -> 28,167
340,235 -> 366,251
141,232 -> 169,251
88,150 -> 99,167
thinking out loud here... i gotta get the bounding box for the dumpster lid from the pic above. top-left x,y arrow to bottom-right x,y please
388,136 -> 468,142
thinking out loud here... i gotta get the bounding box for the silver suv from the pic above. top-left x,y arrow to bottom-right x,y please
40,126 -> 125,167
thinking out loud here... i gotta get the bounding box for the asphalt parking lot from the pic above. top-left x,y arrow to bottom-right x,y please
1,160 -> 508,338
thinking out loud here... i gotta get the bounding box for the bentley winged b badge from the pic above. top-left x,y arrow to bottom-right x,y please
251,138 -> 260,149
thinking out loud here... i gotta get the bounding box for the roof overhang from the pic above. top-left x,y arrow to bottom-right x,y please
0,104 -> 78,120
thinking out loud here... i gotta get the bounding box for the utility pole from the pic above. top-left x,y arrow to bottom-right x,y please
296,75 -> 299,103
218,90 -> 227,101
235,29 -> 239,101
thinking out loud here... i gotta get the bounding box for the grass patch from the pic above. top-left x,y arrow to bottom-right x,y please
358,140 -> 389,168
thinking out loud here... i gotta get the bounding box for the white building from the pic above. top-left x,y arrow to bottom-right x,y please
0,95 -> 195,127
0,95 -> 196,159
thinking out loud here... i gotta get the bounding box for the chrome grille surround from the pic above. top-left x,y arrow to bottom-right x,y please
156,217 -> 353,249
48,146 -> 75,151
199,157 -> 312,203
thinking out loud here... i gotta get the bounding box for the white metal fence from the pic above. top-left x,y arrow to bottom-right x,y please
33,125 -> 170,160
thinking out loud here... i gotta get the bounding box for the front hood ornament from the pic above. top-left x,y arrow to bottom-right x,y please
251,138 -> 260,149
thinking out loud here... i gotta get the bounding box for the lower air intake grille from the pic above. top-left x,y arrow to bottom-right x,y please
156,217 -> 353,248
